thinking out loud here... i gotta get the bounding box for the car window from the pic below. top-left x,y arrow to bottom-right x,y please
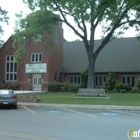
0,90 -> 13,95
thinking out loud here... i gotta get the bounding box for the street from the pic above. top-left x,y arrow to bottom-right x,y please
0,106 -> 140,140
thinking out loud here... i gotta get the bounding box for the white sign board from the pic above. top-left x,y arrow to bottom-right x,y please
26,63 -> 47,73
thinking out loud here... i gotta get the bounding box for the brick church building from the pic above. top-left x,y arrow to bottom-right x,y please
0,21 -> 63,91
0,20 -> 140,91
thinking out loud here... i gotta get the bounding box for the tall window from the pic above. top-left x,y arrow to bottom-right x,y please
6,56 -> 17,81
122,75 -> 135,86
54,29 -> 59,43
31,53 -> 42,62
70,75 -> 81,84
95,75 -> 107,87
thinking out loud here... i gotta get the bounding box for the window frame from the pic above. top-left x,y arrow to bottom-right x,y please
54,29 -> 59,43
31,53 -> 42,63
70,75 -> 81,84
122,75 -> 135,86
5,55 -> 17,82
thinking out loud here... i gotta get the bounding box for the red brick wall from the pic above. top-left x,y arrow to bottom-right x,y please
0,21 -> 63,91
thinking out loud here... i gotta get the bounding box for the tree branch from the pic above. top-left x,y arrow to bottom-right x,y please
54,1 -> 84,40
94,7 -> 130,60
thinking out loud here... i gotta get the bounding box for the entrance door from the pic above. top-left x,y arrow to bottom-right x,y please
32,74 -> 42,91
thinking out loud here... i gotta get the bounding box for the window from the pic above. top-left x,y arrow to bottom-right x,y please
54,29 -> 59,43
103,75 -> 107,83
131,75 -> 135,86
31,53 -> 42,62
122,75 -> 126,83
33,34 -> 42,42
70,75 -> 81,84
95,75 -> 107,87
99,75 -> 102,87
95,75 -> 98,87
5,56 -> 17,81
122,75 -> 135,86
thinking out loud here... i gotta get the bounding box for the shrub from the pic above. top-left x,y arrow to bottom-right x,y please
131,87 -> 140,93
121,83 -> 132,93
114,82 -> 122,92
135,77 -> 140,89
80,68 -> 88,88
48,82 -> 61,92
111,89 -> 118,93
120,89 -> 126,93
60,82 -> 71,92
68,84 -> 81,92
104,72 -> 118,92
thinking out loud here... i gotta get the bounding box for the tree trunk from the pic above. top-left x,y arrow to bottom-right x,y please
87,51 -> 95,88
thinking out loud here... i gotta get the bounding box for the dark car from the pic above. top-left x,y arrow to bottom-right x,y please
0,89 -> 17,109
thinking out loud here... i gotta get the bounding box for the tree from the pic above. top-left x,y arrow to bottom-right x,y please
14,0 -> 140,88
13,10 -> 58,62
0,7 -> 9,47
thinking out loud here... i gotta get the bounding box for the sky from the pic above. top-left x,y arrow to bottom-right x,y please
0,0 -> 138,43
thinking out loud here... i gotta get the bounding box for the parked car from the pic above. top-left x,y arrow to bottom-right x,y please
0,89 -> 17,109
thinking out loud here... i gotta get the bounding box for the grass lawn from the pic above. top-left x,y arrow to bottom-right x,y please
17,92 -> 140,106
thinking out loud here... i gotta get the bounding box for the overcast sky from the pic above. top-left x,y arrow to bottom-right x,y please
0,0 -> 137,43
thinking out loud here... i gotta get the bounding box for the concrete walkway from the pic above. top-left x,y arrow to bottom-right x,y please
17,102 -> 140,111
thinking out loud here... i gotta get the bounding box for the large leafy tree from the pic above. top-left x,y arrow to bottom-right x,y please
14,0 -> 140,88
13,10 -> 57,62
0,7 -> 9,47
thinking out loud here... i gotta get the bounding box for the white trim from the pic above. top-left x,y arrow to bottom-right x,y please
5,55 -> 17,82
31,53 -> 42,63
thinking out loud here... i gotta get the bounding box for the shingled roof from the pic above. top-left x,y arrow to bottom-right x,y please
62,37 -> 140,73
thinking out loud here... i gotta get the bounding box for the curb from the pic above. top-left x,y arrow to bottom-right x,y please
17,102 -> 140,111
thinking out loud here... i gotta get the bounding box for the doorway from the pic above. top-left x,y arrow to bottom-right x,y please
32,74 -> 42,91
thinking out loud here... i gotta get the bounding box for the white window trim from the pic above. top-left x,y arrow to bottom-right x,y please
95,75 -> 107,88
122,75 -> 135,86
70,75 -> 81,84
31,53 -> 42,63
5,55 -> 17,82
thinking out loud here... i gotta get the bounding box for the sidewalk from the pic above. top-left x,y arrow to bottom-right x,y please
17,102 -> 140,111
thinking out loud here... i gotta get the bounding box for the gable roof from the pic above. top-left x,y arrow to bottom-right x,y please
62,37 -> 140,73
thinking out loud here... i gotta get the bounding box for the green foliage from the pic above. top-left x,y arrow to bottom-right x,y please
16,0 -> 140,88
135,77 -> 140,89
130,77 -> 140,93
48,82 -> 80,92
131,87 -> 140,93
68,84 -> 81,92
104,72 -> 117,92
60,82 -> 71,92
48,82 -> 61,92
13,10 -> 58,62
115,83 -> 132,93
80,68 -> 88,88
104,72 -> 133,93
0,7 -> 9,47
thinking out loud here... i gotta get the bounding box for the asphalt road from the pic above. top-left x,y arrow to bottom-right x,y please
0,106 -> 140,140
